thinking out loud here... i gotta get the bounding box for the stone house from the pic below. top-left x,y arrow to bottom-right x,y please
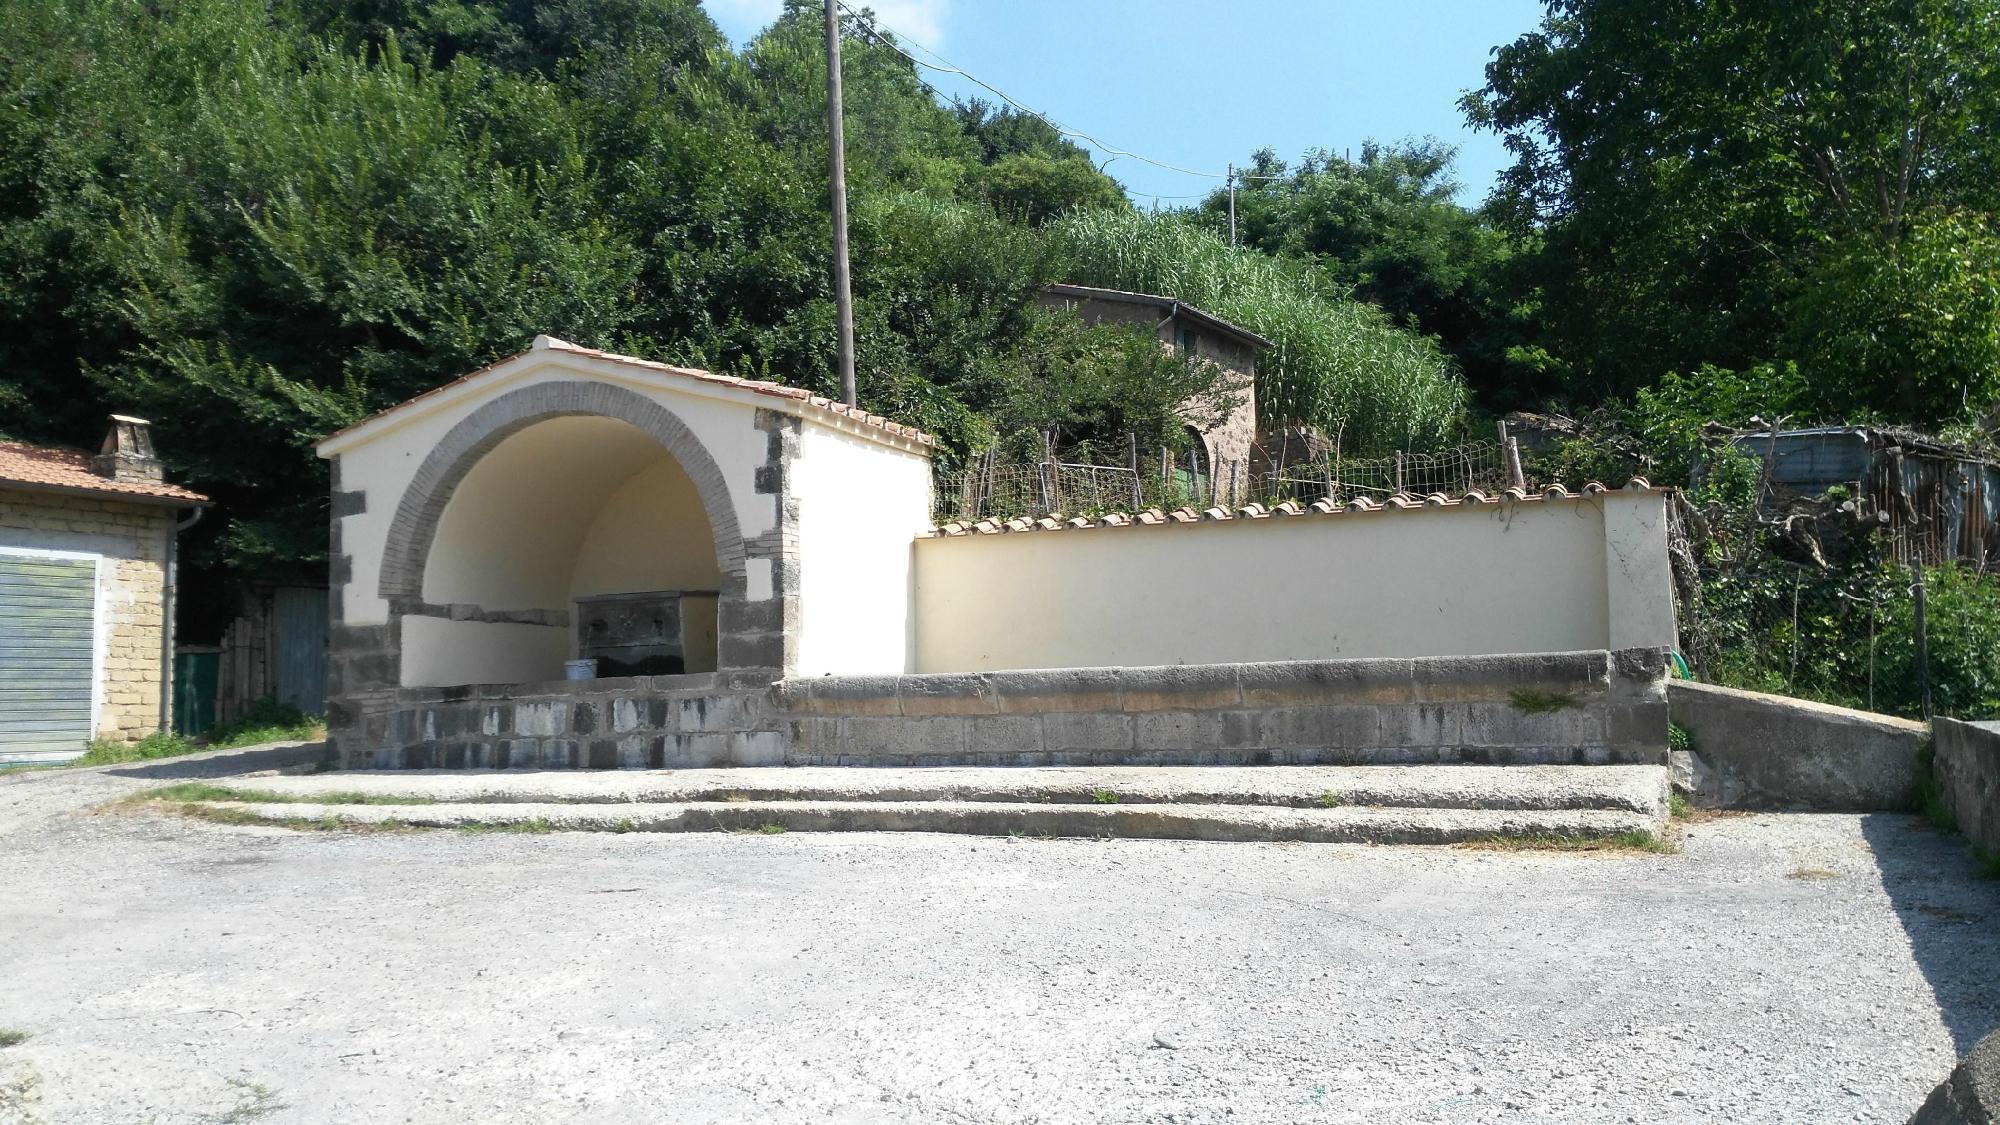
1038,283 -> 1268,504
0,418 -> 208,763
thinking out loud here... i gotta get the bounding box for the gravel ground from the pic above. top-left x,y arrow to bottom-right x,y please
2,754 -> 1997,1124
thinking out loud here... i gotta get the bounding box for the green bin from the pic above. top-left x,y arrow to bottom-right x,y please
173,648 -> 220,737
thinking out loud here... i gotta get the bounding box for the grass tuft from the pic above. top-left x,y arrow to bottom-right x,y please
1787,866 -> 1839,881
0,1028 -> 27,1048
1464,830 -> 1677,855
1090,788 -> 1119,805
1668,791 -> 1692,819
1318,790 -> 1345,808
132,783 -> 435,806
1506,688 -> 1579,714
71,698 -> 323,768
217,1076 -> 284,1123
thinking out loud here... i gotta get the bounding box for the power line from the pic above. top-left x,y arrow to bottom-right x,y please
835,0 -> 1230,182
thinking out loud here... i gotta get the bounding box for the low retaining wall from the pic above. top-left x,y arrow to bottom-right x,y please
1667,681 -> 1928,810
1932,717 -> 2000,860
340,673 -> 779,770
778,649 -> 1667,767
338,648 -> 1668,770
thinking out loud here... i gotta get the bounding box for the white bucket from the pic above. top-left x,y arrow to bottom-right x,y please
564,658 -> 598,681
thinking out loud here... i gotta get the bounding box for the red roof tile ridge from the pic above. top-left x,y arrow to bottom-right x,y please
322,335 -> 935,448
0,439 -> 207,504
926,477 -> 1667,539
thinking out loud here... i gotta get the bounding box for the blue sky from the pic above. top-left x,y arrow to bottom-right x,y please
700,0 -> 1550,206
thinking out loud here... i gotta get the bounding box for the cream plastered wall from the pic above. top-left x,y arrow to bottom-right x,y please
912,491 -> 1675,672
323,352 -> 781,628
405,417 -> 725,686
399,616 -> 570,687
1,491 -> 174,740
791,422 -> 934,676
570,458 -> 722,599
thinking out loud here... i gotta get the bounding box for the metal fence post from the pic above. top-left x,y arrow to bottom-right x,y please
1913,565 -> 1932,718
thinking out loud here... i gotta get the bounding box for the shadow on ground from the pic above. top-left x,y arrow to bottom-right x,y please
1863,813 -> 2000,1055
106,741 -> 329,780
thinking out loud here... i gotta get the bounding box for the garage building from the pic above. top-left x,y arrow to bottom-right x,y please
0,417 -> 208,764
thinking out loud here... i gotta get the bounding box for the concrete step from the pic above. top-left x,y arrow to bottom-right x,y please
191,763 -> 1669,815
159,764 -> 1671,844
194,798 -> 1665,846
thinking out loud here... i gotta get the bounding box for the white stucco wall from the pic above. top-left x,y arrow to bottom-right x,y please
398,417 -> 730,686
399,616 -> 568,687
569,458 -> 722,600
325,353 -> 781,629
791,421 -> 935,676
912,491 -> 1675,673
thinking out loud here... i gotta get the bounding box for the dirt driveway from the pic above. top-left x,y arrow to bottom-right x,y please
2,749 -> 1996,1124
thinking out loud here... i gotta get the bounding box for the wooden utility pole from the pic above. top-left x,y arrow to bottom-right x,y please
824,0 -> 857,406
1226,163 -> 1237,246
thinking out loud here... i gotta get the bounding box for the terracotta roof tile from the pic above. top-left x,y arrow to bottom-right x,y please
0,441 -> 207,505
322,336 -> 935,449
923,478 -> 1666,538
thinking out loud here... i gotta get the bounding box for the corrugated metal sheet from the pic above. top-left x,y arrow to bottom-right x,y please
1729,427 -> 2000,571
0,553 -> 95,764
273,586 -> 327,716
1729,429 -> 1873,492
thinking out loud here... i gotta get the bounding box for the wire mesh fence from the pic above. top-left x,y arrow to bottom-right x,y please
933,436 -> 1521,523
1670,496 -> 2000,720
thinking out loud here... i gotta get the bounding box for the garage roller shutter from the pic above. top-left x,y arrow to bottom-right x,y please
0,554 -> 96,764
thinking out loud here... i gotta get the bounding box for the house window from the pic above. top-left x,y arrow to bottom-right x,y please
1176,325 -> 1199,356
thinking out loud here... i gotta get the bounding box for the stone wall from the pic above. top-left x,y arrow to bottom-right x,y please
342,672 -> 778,770
0,490 -> 174,741
339,648 -> 1670,770
1932,717 -> 2000,861
1667,680 -> 1930,810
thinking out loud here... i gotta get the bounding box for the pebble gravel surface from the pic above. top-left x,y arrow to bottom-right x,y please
1,755 -> 1996,1124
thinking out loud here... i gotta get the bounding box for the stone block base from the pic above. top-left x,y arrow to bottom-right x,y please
333,649 -> 1669,772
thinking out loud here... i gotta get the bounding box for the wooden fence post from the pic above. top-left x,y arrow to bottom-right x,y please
1913,565 -> 1932,719
1127,432 -> 1141,509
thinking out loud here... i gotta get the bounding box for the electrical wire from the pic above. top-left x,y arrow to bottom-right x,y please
836,0 -> 1231,182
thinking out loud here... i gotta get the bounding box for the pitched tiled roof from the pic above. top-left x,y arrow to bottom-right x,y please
926,479 -> 1662,537
320,336 -> 936,448
0,441 -> 208,506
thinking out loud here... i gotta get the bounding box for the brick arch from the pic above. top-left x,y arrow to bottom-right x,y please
376,380 -> 745,607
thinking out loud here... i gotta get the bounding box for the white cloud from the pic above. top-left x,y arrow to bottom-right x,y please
858,0 -> 949,47
700,0 -> 949,48
702,0 -> 783,43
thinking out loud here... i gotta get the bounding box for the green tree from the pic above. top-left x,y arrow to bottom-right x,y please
1201,141 -> 1542,405
1467,0 -> 2000,422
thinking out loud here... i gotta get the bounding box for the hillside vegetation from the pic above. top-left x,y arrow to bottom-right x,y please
0,0 -> 1461,596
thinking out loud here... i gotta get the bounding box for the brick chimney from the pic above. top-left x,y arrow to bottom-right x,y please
91,415 -> 164,483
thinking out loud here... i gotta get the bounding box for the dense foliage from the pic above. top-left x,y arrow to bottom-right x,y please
4,0 -> 1998,680
1465,0 -> 2000,424
0,0 -> 1462,612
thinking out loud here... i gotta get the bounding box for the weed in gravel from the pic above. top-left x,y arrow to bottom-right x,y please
1978,848 -> 2000,880
1787,867 -> 1839,881
1465,831 -> 1677,855
453,818 -> 555,835
149,800 -> 412,835
135,783 -> 435,806
1090,789 -> 1119,804
1668,791 -> 1692,819
216,1076 -> 284,1122
1318,790 -> 1345,808
0,1029 -> 27,1048
615,818 -> 636,833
